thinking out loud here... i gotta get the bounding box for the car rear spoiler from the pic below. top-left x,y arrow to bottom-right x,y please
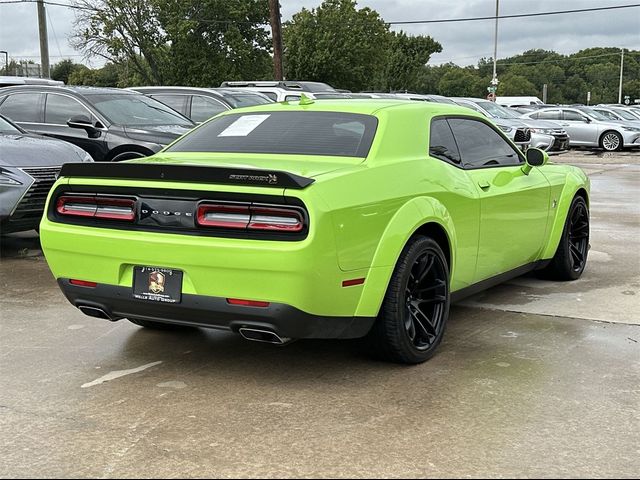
59,162 -> 315,189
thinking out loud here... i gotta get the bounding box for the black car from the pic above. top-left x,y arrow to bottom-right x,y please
0,114 -> 93,233
129,87 -> 273,123
0,86 -> 195,161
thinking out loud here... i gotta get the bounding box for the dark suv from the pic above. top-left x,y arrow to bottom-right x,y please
0,86 -> 195,161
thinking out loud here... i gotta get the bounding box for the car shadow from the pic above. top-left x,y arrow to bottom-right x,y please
0,230 -> 42,258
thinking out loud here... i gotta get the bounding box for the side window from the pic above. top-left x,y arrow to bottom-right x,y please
45,94 -> 92,124
563,110 -> 587,122
0,93 -> 44,122
537,110 -> 561,120
190,95 -> 227,123
260,91 -> 278,101
448,118 -> 522,168
285,95 -> 301,102
429,118 -> 461,165
150,94 -> 188,116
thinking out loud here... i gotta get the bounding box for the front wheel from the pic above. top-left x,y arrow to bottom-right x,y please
367,236 -> 450,364
599,131 -> 623,152
542,196 -> 589,281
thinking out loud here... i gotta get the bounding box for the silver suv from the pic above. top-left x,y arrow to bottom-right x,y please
521,107 -> 640,151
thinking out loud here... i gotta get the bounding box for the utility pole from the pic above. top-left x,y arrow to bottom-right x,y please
0,51 -> 8,75
488,0 -> 500,101
618,48 -> 625,104
268,0 -> 283,81
36,0 -> 50,78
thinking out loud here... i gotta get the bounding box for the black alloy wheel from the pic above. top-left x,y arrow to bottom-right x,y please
568,199 -> 589,273
541,195 -> 590,281
403,250 -> 448,351
368,236 -> 450,364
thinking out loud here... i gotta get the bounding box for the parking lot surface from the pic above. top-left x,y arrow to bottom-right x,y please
1,150 -> 639,478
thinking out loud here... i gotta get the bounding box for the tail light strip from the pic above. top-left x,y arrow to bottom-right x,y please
56,195 -> 136,221
197,203 -> 305,233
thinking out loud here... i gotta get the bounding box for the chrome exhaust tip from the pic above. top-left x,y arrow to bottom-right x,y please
77,305 -> 118,322
238,327 -> 291,345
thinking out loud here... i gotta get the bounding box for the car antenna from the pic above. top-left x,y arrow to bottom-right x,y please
299,93 -> 314,105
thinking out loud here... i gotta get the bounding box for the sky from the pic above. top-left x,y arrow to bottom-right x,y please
0,0 -> 638,71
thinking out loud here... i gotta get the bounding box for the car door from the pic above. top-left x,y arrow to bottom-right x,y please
0,92 -> 45,131
448,117 -> 551,282
42,93 -> 108,160
560,109 -> 596,145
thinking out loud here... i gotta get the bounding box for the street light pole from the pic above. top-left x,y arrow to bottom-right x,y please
488,0 -> 500,101
618,48 -> 625,104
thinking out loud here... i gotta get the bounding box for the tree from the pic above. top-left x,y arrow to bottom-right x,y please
498,74 -> 538,96
384,30 -> 442,92
156,0 -> 272,87
283,0 -> 390,91
437,68 -> 482,97
51,59 -> 82,84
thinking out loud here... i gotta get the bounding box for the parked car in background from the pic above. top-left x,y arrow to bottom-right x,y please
40,99 -> 590,364
219,81 -> 337,102
0,114 -> 92,233
521,106 -> 640,151
496,96 -> 544,107
452,98 -> 533,149
0,86 -> 195,161
452,98 -> 568,152
392,93 -> 458,104
0,76 -> 64,88
130,87 -> 273,123
591,106 -> 640,127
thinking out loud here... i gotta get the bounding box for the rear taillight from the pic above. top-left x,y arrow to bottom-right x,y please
197,202 -> 304,233
56,195 -> 136,221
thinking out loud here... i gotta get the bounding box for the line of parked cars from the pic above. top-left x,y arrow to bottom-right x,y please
1,76 -> 638,235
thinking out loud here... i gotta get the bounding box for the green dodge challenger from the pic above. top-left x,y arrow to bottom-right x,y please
40,99 -> 590,364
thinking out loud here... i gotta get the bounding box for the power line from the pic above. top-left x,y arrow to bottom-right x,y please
0,0 -> 95,10
387,3 -> 640,25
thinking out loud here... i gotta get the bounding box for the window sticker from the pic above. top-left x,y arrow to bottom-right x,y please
218,114 -> 270,137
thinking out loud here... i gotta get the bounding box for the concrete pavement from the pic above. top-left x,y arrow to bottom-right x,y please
1,150 -> 638,478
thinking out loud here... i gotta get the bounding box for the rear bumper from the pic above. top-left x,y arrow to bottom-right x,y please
59,279 -> 375,339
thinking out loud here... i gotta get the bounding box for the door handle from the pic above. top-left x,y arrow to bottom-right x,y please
478,180 -> 490,190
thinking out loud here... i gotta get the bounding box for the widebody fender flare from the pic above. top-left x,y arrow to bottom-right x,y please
354,196 -> 456,318
540,168 -> 590,260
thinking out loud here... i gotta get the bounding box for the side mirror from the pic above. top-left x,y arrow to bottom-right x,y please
522,147 -> 548,175
67,115 -> 101,138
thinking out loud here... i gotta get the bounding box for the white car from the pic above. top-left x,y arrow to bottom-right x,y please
219,81 -> 337,102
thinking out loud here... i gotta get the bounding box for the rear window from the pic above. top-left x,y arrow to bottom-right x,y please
167,111 -> 378,157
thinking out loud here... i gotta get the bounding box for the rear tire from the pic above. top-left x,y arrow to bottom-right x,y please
128,318 -> 193,330
541,196 -> 589,281
367,236 -> 450,364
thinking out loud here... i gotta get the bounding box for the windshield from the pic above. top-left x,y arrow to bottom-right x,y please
167,111 -> 377,158
221,92 -> 273,108
0,116 -> 21,133
611,109 -> 638,120
476,101 -> 520,119
88,94 -> 193,126
580,108 -> 609,121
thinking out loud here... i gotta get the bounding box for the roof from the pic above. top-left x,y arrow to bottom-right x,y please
0,85 -> 137,97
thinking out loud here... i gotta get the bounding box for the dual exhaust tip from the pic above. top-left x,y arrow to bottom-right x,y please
77,306 -> 291,345
238,327 -> 292,345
